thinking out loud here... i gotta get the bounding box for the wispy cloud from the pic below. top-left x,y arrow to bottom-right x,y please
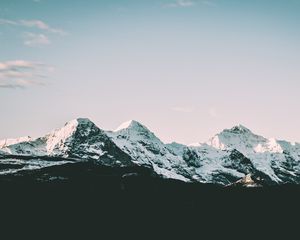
23,32 -> 51,46
0,60 -> 36,70
0,19 -> 17,25
19,20 -> 66,36
172,106 -> 195,113
0,18 -> 66,46
0,19 -> 66,36
0,60 -> 52,89
165,0 -> 195,8
164,0 -> 217,8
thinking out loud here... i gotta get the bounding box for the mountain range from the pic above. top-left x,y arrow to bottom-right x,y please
0,118 -> 299,186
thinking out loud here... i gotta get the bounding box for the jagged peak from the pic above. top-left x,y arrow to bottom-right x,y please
226,124 -> 252,134
65,118 -> 95,127
59,118 -> 99,133
45,118 -> 97,142
43,118 -> 100,154
114,120 -> 148,132
205,124 -> 267,152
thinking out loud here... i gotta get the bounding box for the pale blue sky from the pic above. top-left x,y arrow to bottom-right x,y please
0,0 -> 299,144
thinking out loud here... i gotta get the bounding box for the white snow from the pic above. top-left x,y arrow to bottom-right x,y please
152,164 -> 189,182
254,138 -> 283,154
166,142 -> 186,156
202,125 -> 300,182
0,118 -> 103,158
1,119 -> 300,185
0,136 -> 32,148
189,144 -> 245,182
114,120 -> 138,132
109,120 -> 190,181
45,119 -> 80,154
0,158 -> 71,175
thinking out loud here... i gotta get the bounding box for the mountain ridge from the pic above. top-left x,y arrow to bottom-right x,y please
0,118 -> 299,186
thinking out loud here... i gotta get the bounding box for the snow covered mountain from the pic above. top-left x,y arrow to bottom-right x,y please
1,119 -> 300,186
107,120 -> 190,181
1,118 -> 133,167
203,125 -> 300,184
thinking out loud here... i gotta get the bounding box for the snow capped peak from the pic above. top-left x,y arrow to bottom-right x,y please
189,125 -> 256,151
65,118 -> 95,128
49,118 -> 95,140
109,121 -> 189,182
114,120 -> 148,132
1,118 -> 300,185
45,122 -> 80,154
209,125 -> 287,154
43,118 -> 99,155
206,125 -> 266,154
114,120 -> 134,131
111,120 -> 159,144
226,124 -> 252,134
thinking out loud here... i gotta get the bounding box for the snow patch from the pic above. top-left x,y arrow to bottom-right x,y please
0,136 -> 32,148
114,120 -> 137,132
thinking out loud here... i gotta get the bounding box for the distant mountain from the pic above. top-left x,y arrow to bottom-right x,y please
0,119 -> 133,174
0,136 -> 32,148
204,125 -> 300,184
1,118 -> 300,186
107,120 -> 190,181
4,119 -> 129,160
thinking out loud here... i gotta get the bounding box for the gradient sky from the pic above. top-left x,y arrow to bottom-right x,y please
0,0 -> 300,144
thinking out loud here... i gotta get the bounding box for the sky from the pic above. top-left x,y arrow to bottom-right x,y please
0,0 -> 300,144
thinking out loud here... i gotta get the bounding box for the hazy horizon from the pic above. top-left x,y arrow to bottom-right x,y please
1,0 -> 300,144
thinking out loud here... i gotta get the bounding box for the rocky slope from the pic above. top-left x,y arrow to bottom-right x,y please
1,119 -> 300,186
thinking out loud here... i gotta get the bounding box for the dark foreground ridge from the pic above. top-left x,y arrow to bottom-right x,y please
0,162 -> 299,238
